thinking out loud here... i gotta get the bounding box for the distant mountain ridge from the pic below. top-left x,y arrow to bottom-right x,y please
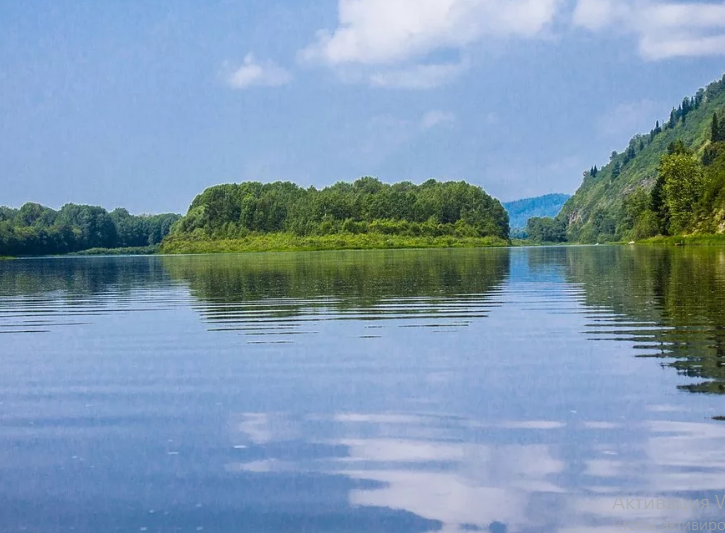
503,194 -> 571,229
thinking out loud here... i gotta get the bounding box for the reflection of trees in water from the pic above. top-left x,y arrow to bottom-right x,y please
0,257 -> 174,334
162,249 -> 510,320
0,256 -> 170,298
549,246 -> 725,394
6,248 -> 724,394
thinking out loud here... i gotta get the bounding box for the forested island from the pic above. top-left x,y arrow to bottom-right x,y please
0,203 -> 180,257
161,178 -> 510,253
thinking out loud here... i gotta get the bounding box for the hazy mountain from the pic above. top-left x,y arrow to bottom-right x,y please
503,194 -> 571,229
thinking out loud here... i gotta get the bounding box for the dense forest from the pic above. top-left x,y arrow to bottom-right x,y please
0,203 -> 180,256
525,216 -> 568,243
557,72 -> 725,243
165,178 -> 510,252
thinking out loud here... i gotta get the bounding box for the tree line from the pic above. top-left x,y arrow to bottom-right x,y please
621,113 -> 725,239
173,178 -> 510,240
562,73 -> 725,243
0,203 -> 181,256
527,110 -> 725,244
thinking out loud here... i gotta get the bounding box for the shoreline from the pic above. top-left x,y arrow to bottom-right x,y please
68,245 -> 159,256
160,234 -> 510,255
634,234 -> 725,246
5,234 -> 725,259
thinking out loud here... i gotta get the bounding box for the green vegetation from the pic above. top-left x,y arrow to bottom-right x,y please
164,178 -> 510,253
525,216 -> 568,244
12,75 -> 725,252
638,234 -> 725,246
559,72 -> 725,243
162,233 -> 507,254
0,203 -> 180,256
69,245 -> 160,256
603,133 -> 725,242
503,193 -> 570,231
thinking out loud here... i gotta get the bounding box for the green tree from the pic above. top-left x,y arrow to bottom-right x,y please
659,152 -> 704,234
713,112 -> 720,142
611,161 -> 622,179
171,179 -> 510,242
0,202 -> 180,256
713,112 -> 725,143
526,217 -> 567,243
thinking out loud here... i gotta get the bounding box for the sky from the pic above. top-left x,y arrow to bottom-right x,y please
1,0 -> 725,214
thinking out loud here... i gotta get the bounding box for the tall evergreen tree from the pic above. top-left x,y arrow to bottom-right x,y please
668,109 -> 677,128
650,175 -> 669,236
712,112 -> 720,142
712,112 -> 725,143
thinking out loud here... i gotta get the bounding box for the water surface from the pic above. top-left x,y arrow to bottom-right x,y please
2,247 -> 725,532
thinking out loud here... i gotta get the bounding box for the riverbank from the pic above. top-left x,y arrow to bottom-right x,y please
69,245 -> 159,256
10,234 -> 724,258
160,233 -> 510,254
637,234 -> 725,246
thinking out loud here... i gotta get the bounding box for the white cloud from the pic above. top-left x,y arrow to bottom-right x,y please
573,0 -> 725,60
421,110 -> 456,130
226,53 -> 292,89
572,0 -> 624,31
299,0 -> 561,88
369,61 -> 469,89
640,33 -> 725,61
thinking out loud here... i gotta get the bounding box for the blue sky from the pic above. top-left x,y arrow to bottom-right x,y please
2,0 -> 725,214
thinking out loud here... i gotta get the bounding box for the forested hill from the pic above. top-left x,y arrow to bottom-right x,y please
167,178 -> 509,243
0,203 -> 180,256
504,194 -> 570,229
559,72 -> 725,243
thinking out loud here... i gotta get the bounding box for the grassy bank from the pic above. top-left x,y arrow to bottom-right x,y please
0,256 -> 16,260
69,245 -> 160,256
637,234 -> 725,246
161,233 -> 509,254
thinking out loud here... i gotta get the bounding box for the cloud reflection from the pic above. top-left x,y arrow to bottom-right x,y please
224,412 -> 725,533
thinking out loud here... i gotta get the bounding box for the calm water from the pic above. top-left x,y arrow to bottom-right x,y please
2,247 -> 725,532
